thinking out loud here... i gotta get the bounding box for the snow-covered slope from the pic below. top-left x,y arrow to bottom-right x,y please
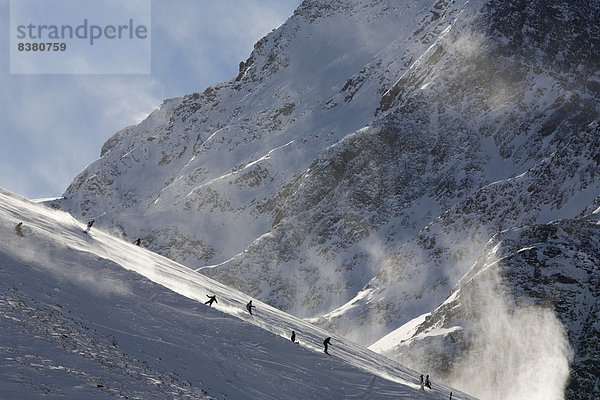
49,0 -> 600,399
55,0 -> 443,267
1,188 -> 472,399
310,120 -> 600,344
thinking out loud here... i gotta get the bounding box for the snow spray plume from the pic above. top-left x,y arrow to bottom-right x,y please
0,203 -> 130,298
445,258 -> 572,400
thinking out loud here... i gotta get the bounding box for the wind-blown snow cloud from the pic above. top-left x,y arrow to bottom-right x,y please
446,262 -> 572,400
1,218 -> 132,299
450,302 -> 571,399
373,233 -> 574,400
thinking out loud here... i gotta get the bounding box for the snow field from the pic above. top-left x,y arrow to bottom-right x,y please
0,189 -> 473,399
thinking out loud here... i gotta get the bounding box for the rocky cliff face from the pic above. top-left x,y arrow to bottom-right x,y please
203,0 -> 600,339
313,120 -> 600,344
54,1 -> 600,398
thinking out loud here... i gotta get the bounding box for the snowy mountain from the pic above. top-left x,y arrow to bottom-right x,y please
49,0 -> 600,399
1,188 -> 473,399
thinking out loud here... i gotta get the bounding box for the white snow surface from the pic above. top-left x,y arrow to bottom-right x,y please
369,313 -> 431,354
0,189 -> 473,399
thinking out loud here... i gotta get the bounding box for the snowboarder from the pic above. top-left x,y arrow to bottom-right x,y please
15,222 -> 23,237
134,238 -> 141,246
205,295 -> 217,307
246,300 -> 255,315
84,220 -> 95,234
420,374 -> 424,390
323,337 -> 331,354
290,331 -> 296,343
425,375 -> 431,389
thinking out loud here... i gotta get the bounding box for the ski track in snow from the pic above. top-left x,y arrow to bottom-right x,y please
0,189 -> 474,399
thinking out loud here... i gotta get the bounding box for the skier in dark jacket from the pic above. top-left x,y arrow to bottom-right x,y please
205,295 -> 217,307
425,375 -> 431,389
84,220 -> 94,234
323,337 -> 331,354
134,238 -> 141,246
291,331 -> 296,343
420,374 -> 424,390
246,300 -> 255,315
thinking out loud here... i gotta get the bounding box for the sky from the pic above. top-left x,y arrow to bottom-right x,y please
0,0 -> 302,199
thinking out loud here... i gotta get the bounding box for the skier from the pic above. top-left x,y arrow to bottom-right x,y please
420,374 -> 424,390
449,392 -> 453,400
425,375 -> 431,389
84,220 -> 95,234
246,300 -> 255,315
323,337 -> 331,354
205,295 -> 217,307
290,331 -> 296,343
134,238 -> 141,246
15,222 -> 24,237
